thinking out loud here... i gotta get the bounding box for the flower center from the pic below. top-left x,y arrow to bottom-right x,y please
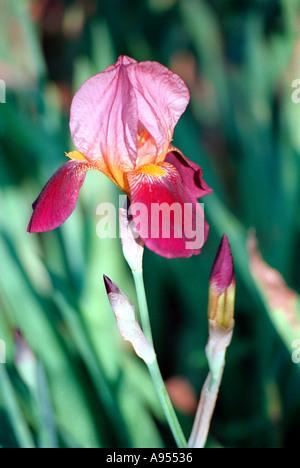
137,127 -> 152,149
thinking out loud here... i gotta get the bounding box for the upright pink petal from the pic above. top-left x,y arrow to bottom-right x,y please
70,59 -> 138,183
70,56 -> 190,176
105,55 -> 137,72
27,160 -> 92,232
127,61 -> 190,164
126,163 -> 208,258
165,149 -> 213,200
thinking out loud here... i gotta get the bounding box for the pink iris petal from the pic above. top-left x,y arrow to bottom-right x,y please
70,56 -> 190,173
127,61 -> 190,162
70,58 -> 138,173
165,150 -> 213,200
105,55 -> 137,72
127,163 -> 209,258
27,160 -> 92,233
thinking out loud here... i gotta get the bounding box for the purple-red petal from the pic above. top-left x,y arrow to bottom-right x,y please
27,160 -> 92,233
127,163 -> 209,258
210,234 -> 235,293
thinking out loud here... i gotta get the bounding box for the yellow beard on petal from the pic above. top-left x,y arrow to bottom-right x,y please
66,149 -> 168,196
137,163 -> 167,179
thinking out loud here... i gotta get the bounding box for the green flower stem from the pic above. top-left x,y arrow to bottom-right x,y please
132,269 -> 187,449
147,359 -> 187,448
132,270 -> 153,346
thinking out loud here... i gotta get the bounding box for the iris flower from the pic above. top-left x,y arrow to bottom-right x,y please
28,56 -> 212,258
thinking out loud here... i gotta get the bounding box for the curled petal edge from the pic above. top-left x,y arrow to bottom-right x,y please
165,148 -> 213,200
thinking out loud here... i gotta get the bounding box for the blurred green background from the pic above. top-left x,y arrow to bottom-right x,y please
1,0 -> 300,448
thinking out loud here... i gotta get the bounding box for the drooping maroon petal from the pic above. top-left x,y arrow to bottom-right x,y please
165,149 -> 213,200
127,163 -> 209,258
27,160 -> 93,232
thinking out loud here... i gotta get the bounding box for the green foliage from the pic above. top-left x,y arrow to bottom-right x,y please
0,0 -> 300,447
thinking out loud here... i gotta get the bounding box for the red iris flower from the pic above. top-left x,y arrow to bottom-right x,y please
28,56 -> 212,258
